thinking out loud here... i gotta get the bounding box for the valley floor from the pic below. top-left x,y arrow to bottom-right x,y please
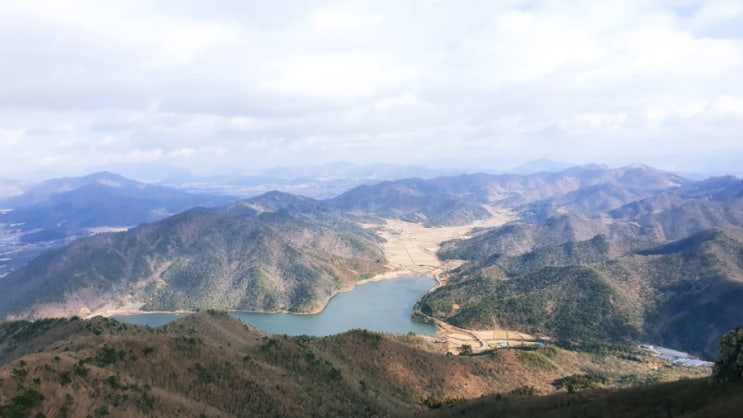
364,209 -> 557,354
368,206 -> 515,276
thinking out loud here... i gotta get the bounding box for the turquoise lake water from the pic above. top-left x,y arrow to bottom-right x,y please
113,276 -> 438,337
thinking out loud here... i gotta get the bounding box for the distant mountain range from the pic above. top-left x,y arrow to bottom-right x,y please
0,177 -> 29,199
507,158 -> 575,174
162,162 -> 462,200
327,177 -> 493,226
0,171 -> 232,235
329,163 -> 687,226
0,172 -> 232,276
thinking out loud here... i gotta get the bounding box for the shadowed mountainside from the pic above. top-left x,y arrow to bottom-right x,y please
432,377 -> 743,418
437,326 -> 743,417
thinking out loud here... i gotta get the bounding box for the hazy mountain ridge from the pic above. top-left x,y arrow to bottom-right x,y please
0,177 -> 28,200
0,171 -> 234,277
329,164 -> 687,226
327,178 -> 493,226
0,171 -> 233,236
0,193 -> 385,319
515,164 -> 689,221
438,175 -> 743,262
508,158 -> 574,174
166,162 -> 461,200
2,172 -> 149,207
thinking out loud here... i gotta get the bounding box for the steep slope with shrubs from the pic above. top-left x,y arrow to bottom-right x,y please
434,377 -> 743,418
0,313 -> 711,417
421,227 -> 743,359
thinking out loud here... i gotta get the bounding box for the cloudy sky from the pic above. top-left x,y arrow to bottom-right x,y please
1,0 -> 742,179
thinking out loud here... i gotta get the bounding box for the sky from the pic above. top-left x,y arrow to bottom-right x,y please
1,0 -> 742,180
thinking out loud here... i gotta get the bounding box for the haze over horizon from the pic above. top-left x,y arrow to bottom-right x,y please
1,0 -> 742,180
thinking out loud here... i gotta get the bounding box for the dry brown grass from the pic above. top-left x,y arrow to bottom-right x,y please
368,206 -> 515,276
0,313 -> 711,417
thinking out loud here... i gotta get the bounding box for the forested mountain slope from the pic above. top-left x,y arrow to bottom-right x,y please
0,192 -> 385,319
420,178 -> 743,359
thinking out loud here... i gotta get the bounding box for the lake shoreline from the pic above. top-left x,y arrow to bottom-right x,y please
114,275 -> 439,337
99,267 -> 434,319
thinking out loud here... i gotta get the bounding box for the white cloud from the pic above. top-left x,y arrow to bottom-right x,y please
310,9 -> 382,34
560,113 -> 628,133
0,128 -> 25,146
267,52 -> 420,100
107,148 -> 164,164
709,95 -> 743,118
0,0 -> 742,179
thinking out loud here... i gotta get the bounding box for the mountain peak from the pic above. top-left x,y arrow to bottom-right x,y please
224,190 -> 335,221
248,190 -> 318,207
83,170 -> 127,179
623,162 -> 652,170
509,158 -> 574,174
79,171 -> 143,188
254,189 -> 302,200
559,163 -> 610,175
683,175 -> 743,200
